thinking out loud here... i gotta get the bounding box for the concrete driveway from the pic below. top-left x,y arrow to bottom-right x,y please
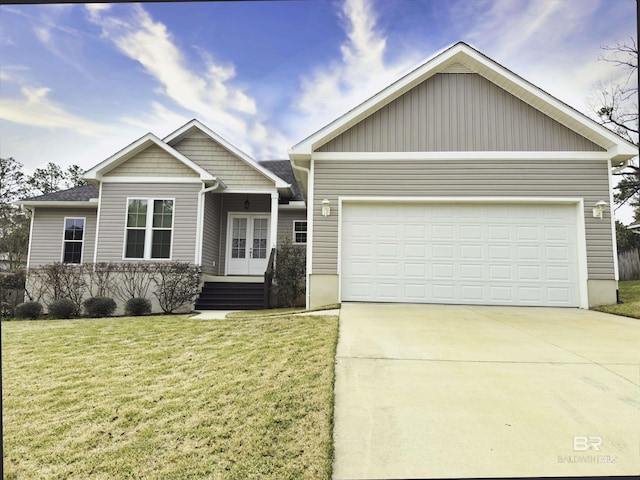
333,303 -> 640,479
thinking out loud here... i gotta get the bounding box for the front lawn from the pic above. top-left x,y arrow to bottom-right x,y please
593,280 -> 640,319
2,314 -> 339,479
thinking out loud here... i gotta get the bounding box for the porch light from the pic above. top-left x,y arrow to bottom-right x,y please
592,200 -> 607,219
244,197 -> 250,210
321,199 -> 331,217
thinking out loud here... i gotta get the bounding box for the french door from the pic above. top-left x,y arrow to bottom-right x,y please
226,214 -> 270,275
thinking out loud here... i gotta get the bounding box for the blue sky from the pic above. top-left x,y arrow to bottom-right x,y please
0,1 -> 637,212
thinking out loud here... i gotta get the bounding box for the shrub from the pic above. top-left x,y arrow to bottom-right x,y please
14,301 -> 43,320
83,296 -> 117,318
126,297 -> 151,316
153,262 -> 201,313
48,298 -> 78,319
274,236 -> 306,307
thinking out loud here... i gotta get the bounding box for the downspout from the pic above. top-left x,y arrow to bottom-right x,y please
195,180 -> 221,266
290,159 -> 312,309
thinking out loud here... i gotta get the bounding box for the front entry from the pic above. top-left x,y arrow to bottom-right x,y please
226,214 -> 270,275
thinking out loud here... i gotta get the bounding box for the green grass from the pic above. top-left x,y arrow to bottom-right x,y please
593,280 -> 640,319
2,314 -> 339,479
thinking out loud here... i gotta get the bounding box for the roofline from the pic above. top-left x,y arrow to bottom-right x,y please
289,42 -> 637,160
83,132 -> 216,182
163,119 -> 291,189
15,200 -> 98,208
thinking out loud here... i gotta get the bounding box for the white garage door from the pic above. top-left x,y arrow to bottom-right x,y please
341,202 -> 580,307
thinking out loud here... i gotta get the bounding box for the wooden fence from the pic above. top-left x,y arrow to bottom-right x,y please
618,249 -> 640,280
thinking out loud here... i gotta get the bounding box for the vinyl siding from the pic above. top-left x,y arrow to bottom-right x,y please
312,159 -> 614,280
172,130 -> 274,189
318,74 -> 604,153
28,207 -> 97,267
201,193 -> 222,275
277,210 -> 307,244
106,144 -> 199,177
96,183 -> 200,262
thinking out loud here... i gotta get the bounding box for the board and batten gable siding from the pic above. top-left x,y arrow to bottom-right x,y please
96,183 -> 200,262
106,144 -> 199,177
28,207 -> 97,267
172,130 -> 274,189
312,159 -> 614,280
317,74 -> 604,153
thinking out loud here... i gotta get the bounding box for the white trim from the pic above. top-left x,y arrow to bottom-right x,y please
25,207 -> 35,270
270,193 -> 279,250
163,119 -> 290,188
122,197 -> 176,261
222,188 -> 279,195
608,159 -> 620,281
61,216 -> 86,264
305,158 -> 315,309
575,199 -> 590,309
293,220 -> 308,245
311,151 -> 614,162
15,201 -> 97,208
93,182 -> 103,265
84,133 -> 215,182
195,182 -> 205,265
99,176 -> 203,184
278,201 -> 307,211
337,196 -> 589,309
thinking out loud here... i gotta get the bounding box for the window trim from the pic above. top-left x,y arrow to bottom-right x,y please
293,220 -> 307,245
61,216 -> 86,264
122,197 -> 175,260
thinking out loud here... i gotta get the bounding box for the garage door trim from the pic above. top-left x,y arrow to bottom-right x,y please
337,196 -> 588,308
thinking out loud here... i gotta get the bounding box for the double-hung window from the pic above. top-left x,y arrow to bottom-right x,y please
62,217 -> 85,263
125,198 -> 174,259
293,220 -> 307,244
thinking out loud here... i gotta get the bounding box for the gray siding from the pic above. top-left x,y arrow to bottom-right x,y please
277,209 -> 307,244
312,159 -> 614,280
172,130 -> 275,189
318,74 -> 604,152
96,183 -> 200,262
28,207 -> 97,267
107,144 -> 199,177
201,193 -> 222,275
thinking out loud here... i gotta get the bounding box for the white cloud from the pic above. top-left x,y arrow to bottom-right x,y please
291,0 -> 419,140
86,4 -> 285,159
0,84 -> 106,135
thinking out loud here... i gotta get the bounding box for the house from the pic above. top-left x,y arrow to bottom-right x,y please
17,120 -> 307,311
289,42 -> 637,310
18,42 -> 637,312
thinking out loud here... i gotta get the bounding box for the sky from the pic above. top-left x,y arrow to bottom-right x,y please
0,0 -> 637,220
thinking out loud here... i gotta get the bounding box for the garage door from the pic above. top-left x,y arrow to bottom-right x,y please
341,202 -> 580,307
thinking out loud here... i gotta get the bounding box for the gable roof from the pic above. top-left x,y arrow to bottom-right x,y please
259,160 -> 303,201
16,183 -> 99,208
83,132 -> 216,182
289,42 -> 638,162
164,119 -> 290,189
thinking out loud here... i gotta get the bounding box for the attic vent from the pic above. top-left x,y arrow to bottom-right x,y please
440,62 -> 473,74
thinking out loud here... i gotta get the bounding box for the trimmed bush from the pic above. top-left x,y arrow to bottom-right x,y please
14,301 -> 43,320
48,298 -> 78,319
126,297 -> 151,316
83,296 -> 117,318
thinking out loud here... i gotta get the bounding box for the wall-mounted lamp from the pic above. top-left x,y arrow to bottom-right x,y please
592,200 -> 607,219
321,199 -> 331,217
244,196 -> 250,210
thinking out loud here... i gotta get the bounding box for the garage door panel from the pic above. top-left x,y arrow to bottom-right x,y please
341,202 -> 580,307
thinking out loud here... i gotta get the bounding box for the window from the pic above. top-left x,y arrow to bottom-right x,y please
125,198 -> 174,259
293,220 -> 307,244
62,217 -> 85,263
